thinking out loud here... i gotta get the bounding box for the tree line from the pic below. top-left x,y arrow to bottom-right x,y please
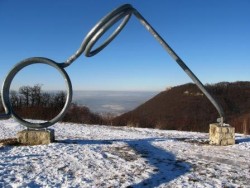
9,84 -> 66,109
0,84 -> 105,125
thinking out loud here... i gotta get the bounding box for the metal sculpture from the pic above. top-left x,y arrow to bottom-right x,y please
0,4 -> 225,129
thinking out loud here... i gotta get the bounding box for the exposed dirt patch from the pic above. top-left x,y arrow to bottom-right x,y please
0,138 -> 20,147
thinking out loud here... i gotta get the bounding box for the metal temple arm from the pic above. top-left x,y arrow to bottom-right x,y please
132,9 -> 225,125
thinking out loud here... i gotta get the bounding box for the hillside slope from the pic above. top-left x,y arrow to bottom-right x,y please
113,82 -> 250,133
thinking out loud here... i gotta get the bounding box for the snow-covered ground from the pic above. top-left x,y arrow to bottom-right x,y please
0,119 -> 250,188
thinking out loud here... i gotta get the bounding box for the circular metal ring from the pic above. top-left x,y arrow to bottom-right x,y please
1,57 -> 72,129
84,4 -> 134,57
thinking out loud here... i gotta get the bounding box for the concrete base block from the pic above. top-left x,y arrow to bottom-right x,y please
17,129 -> 55,145
209,123 -> 235,146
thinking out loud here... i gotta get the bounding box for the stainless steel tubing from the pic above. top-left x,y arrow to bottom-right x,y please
1,58 -> 72,129
0,4 -> 225,128
65,4 -> 133,65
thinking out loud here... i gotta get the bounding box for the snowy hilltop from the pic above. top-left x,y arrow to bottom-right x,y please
0,118 -> 250,187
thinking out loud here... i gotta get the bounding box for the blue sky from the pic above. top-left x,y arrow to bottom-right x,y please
0,0 -> 249,91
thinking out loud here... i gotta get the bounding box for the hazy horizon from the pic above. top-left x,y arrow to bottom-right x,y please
72,90 -> 158,115
3,89 -> 159,116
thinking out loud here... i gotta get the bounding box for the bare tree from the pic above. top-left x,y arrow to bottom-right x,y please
53,91 -> 66,109
19,86 -> 32,107
243,117 -> 250,135
31,84 -> 42,106
10,90 -> 19,108
41,92 -> 51,107
101,112 -> 115,126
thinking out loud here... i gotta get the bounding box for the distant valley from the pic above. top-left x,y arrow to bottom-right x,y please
72,90 -> 158,115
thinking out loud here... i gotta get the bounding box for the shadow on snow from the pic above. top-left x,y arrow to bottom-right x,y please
235,136 -> 250,144
58,138 -> 191,187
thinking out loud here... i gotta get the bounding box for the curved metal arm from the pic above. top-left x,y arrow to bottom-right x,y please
65,4 -> 225,125
64,4 -> 133,66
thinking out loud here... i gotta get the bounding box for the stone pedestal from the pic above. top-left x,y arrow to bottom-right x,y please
209,123 -> 235,145
17,129 -> 55,145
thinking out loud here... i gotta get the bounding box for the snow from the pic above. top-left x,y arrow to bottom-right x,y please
0,119 -> 250,187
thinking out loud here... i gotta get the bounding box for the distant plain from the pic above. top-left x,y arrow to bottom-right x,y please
72,90 -> 158,115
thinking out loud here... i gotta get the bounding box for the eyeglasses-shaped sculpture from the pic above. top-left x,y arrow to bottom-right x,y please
0,4 -> 225,129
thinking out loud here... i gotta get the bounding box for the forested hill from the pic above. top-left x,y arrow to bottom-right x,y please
113,81 -> 250,133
